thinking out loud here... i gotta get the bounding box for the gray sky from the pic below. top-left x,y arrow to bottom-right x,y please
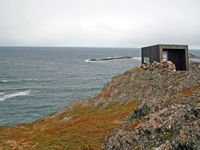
0,0 -> 200,48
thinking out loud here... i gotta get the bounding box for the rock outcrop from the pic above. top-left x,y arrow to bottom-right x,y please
104,61 -> 200,150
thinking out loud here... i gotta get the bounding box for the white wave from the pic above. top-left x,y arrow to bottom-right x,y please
85,59 -> 91,62
131,57 -> 141,60
0,79 -> 19,83
0,80 -> 8,83
0,79 -> 48,83
85,59 -> 106,63
84,59 -> 97,63
26,78 -> 38,81
0,92 -> 4,95
25,78 -> 47,81
0,90 -> 30,102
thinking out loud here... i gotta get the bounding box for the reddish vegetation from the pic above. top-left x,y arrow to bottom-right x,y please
97,82 -> 121,98
0,100 -> 139,149
97,91 -> 111,98
179,84 -> 200,96
166,84 -> 200,99
124,120 -> 147,132
159,70 -> 168,76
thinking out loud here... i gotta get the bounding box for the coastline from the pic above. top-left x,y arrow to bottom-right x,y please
0,61 -> 199,149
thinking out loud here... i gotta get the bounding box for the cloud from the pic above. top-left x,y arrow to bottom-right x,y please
0,0 -> 200,47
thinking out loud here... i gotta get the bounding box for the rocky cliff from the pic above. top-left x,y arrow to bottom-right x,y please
0,61 -> 199,150
104,61 -> 200,150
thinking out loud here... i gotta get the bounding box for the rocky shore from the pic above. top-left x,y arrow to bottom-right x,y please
0,61 -> 199,150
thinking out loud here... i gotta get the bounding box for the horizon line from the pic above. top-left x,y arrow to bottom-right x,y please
0,45 -> 199,50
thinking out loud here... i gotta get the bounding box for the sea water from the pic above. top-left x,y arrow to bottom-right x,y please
0,47 -> 199,126
0,47 -> 141,126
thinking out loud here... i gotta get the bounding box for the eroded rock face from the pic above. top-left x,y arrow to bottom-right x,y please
104,61 -> 200,150
105,103 -> 200,150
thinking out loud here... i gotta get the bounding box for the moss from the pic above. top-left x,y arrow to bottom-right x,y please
163,132 -> 173,140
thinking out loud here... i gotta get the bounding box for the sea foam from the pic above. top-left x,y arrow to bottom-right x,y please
131,57 -> 141,60
0,92 -> 5,95
85,59 -> 91,63
0,80 -> 9,83
0,90 -> 30,102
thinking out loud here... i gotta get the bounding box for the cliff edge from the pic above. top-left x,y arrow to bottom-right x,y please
0,61 -> 199,150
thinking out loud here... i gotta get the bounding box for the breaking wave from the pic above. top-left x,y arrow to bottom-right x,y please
0,78 -> 51,84
85,59 -> 92,63
131,57 -> 141,60
0,90 -> 30,102
0,80 -> 9,83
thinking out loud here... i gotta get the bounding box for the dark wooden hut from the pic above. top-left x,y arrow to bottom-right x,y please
141,44 -> 189,71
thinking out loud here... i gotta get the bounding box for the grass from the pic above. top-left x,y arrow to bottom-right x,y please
163,132 -> 173,140
0,100 -> 139,150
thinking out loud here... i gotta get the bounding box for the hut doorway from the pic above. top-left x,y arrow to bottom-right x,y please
163,49 -> 186,70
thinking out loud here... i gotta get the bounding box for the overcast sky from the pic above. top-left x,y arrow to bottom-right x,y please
0,0 -> 200,48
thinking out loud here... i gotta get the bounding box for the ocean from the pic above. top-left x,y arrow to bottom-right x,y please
0,47 -> 199,126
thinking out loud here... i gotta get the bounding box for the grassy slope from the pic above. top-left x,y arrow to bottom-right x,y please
0,100 -> 139,150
